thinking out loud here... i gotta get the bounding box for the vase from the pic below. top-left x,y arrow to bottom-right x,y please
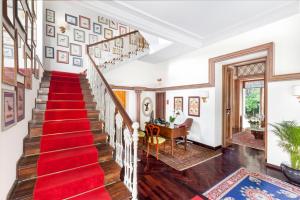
169,122 -> 174,128
281,163 -> 300,186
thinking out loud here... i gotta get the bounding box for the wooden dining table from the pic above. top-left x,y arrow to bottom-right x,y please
147,123 -> 187,156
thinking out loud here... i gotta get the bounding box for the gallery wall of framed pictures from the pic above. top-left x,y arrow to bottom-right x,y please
1,0 -> 42,131
43,2 -> 135,70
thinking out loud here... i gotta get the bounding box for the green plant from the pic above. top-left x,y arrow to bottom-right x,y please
271,121 -> 300,170
169,116 -> 176,123
245,88 -> 260,117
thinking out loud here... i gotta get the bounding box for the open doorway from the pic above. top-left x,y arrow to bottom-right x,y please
223,58 -> 267,151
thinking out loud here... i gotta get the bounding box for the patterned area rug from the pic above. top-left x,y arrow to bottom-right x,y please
143,143 -> 222,171
232,131 -> 265,151
204,168 -> 300,200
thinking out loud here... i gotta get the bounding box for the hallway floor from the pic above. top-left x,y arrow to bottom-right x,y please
232,130 -> 265,150
137,144 -> 287,200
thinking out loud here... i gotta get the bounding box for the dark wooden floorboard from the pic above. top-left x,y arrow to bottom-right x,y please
137,144 -> 287,200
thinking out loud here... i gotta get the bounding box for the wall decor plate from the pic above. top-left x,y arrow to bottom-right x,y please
57,34 -> 69,48
109,19 -> 118,30
2,89 -> 16,130
89,34 -> 98,44
46,24 -> 55,37
104,28 -> 113,39
73,57 -> 82,67
98,16 -> 108,25
188,96 -> 200,117
174,97 -> 183,112
142,97 -> 153,117
93,23 -> 102,35
119,25 -> 128,35
45,46 -> 54,58
79,15 -> 90,30
70,43 -> 82,57
57,50 -> 69,64
65,14 -> 77,26
17,34 -> 26,75
46,9 -> 55,23
74,29 -> 85,43
16,82 -> 25,122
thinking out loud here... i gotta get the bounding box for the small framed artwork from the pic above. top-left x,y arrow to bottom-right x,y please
103,42 -> 110,52
34,55 -> 39,79
17,34 -> 26,75
79,15 -> 90,30
188,96 -> 200,117
25,53 -> 32,90
93,23 -> 102,35
4,0 -> 14,26
17,1 -> 26,30
94,47 -> 101,58
109,20 -> 118,30
89,34 -> 98,44
45,46 -> 54,58
57,34 -> 69,48
16,82 -> 25,122
119,25 -> 128,35
27,16 -> 33,47
57,50 -> 69,64
98,16 -> 108,25
46,24 -> 55,37
74,29 -> 85,43
104,28 -> 113,39
4,45 -> 14,59
174,97 -> 183,112
73,57 -> 82,67
115,38 -> 123,48
2,89 -> 16,130
65,14 -> 77,26
46,9 -> 55,23
70,43 -> 82,57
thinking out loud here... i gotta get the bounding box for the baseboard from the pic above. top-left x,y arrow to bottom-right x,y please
187,139 -> 222,150
266,163 -> 281,171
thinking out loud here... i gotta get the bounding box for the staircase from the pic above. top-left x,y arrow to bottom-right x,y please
8,71 -> 131,199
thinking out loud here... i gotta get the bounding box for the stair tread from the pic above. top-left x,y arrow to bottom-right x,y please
106,181 -> 132,200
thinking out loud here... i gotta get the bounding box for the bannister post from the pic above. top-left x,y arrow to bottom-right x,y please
132,122 -> 139,200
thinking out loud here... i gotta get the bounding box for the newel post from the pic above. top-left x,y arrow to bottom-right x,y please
132,122 -> 139,200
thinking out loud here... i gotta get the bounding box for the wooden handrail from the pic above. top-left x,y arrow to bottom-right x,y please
87,30 -> 139,48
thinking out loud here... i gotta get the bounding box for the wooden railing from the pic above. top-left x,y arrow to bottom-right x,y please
86,31 -> 149,200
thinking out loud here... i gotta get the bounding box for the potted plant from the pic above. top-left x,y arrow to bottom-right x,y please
169,115 -> 176,128
271,121 -> 300,185
248,117 -> 260,128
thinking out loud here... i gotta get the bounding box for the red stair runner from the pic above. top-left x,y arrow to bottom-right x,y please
34,71 -> 111,200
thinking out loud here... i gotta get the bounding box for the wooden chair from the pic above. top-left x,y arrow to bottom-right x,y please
145,124 -> 166,160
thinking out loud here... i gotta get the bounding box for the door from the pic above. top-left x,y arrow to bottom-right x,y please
223,66 -> 234,147
114,90 -> 126,109
155,92 -> 166,120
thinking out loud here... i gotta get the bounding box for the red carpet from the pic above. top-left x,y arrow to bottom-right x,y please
34,71 -> 111,199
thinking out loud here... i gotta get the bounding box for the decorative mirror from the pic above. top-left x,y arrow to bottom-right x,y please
142,97 -> 153,117
17,34 -> 26,75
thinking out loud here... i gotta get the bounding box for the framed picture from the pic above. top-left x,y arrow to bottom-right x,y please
25,53 -> 32,90
74,29 -> 85,43
119,25 -> 128,35
98,16 -> 108,25
93,23 -> 102,35
70,43 -> 82,57
109,20 -> 118,30
188,96 -> 200,117
17,34 -> 26,75
16,82 -> 25,122
57,50 -> 69,64
27,15 -> 32,47
46,24 -> 55,37
104,28 -> 113,39
115,38 -> 123,48
65,14 -> 77,26
103,42 -> 110,52
45,46 -> 54,58
89,34 -> 98,44
94,47 -> 101,58
57,34 -> 69,48
2,89 -> 16,130
17,1 -> 26,30
79,15 -> 90,30
2,26 -> 16,86
73,57 -> 82,67
174,97 -> 183,112
46,9 -> 55,23
4,0 -> 14,26
34,55 -> 40,79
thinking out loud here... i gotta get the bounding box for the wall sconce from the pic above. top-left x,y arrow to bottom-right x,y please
292,85 -> 300,101
201,91 -> 209,103
58,21 -> 69,33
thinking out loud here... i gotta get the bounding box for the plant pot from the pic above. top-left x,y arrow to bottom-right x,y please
281,163 -> 300,186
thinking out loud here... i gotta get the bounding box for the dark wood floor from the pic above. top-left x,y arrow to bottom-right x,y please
137,144 -> 287,200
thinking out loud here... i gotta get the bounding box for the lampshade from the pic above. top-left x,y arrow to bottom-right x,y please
292,85 -> 300,96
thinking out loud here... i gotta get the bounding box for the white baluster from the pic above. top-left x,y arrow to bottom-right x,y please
115,112 -> 123,167
131,122 -> 139,200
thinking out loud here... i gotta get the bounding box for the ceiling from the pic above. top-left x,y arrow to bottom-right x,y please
77,0 -> 300,63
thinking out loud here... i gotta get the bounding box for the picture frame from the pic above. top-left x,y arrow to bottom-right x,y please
98,16 -> 108,25
188,96 -> 200,117
103,42 -> 110,52
17,34 -> 26,75
114,38 -> 123,48
70,43 -> 82,57
94,47 -> 101,58
26,15 -> 32,47
73,57 -> 82,67
104,28 -> 113,39
2,89 -> 16,130
174,97 -> 183,112
57,34 -> 69,48
45,46 -> 54,58
119,25 -> 128,35
2,25 -> 17,86
17,1 -> 26,30
25,53 -> 32,90
16,82 -> 25,122
79,15 -> 90,30
46,9 -> 55,23
109,19 -> 118,30
46,24 -> 55,37
65,14 -> 77,26
89,34 -> 98,44
34,56 -> 41,79
57,50 -> 69,64
93,23 -> 102,35
4,0 -> 14,26
74,29 -> 85,43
